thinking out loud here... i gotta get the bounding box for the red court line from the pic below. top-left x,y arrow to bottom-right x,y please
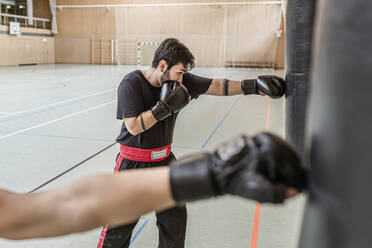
250,98 -> 272,248
250,202 -> 261,248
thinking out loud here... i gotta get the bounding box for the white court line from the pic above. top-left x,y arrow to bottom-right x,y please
0,101 -> 115,140
0,112 -> 12,115
0,89 -> 115,119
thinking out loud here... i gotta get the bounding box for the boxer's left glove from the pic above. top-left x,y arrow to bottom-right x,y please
241,75 -> 285,99
169,132 -> 307,204
151,80 -> 191,121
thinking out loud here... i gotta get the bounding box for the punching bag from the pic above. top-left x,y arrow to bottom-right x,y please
285,0 -> 316,158
299,0 -> 372,247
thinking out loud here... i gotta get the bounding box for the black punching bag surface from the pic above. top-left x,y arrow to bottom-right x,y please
299,1 -> 372,247
285,0 -> 315,158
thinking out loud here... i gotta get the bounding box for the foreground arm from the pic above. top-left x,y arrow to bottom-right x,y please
0,133 -> 307,240
0,168 -> 174,240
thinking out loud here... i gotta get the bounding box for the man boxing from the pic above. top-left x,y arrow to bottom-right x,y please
0,133 -> 306,240
101,38 -> 287,248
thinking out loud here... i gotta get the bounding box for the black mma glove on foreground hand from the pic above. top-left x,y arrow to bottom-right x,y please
241,75 -> 286,99
151,80 -> 191,121
170,132 -> 307,204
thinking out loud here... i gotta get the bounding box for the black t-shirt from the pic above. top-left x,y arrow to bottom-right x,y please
116,70 -> 212,148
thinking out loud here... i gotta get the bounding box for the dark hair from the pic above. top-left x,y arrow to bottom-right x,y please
152,38 -> 195,71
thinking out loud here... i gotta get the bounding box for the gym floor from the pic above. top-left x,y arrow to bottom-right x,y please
0,64 -> 305,248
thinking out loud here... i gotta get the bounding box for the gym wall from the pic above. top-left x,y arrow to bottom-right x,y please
55,5 -> 115,64
55,0 -> 285,68
0,0 -> 55,66
0,28 -> 54,66
34,0 -> 53,20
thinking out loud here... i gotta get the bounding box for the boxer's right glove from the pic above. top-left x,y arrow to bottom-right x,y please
169,133 -> 307,204
151,80 -> 191,121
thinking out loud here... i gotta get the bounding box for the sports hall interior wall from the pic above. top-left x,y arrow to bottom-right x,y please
0,0 -> 54,66
0,0 -> 284,68
55,0 -> 285,68
34,0 -> 52,19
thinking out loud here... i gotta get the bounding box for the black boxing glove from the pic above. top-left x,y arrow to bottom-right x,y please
169,132 -> 306,204
151,81 -> 191,121
241,75 -> 285,99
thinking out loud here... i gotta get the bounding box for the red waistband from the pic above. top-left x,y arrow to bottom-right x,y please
119,143 -> 172,162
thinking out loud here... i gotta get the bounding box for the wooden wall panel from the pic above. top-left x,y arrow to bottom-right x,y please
116,38 -> 137,65
56,8 -> 116,35
274,15 -> 285,69
57,0 -> 277,4
55,0 -> 284,67
91,37 -> 102,64
0,35 -> 55,66
223,5 -> 282,67
55,36 -> 91,63
0,36 -> 18,65
114,4 -> 282,67
91,36 -> 115,64
43,37 -> 56,63
114,6 -> 223,67
115,6 -> 223,36
33,0 -> 52,19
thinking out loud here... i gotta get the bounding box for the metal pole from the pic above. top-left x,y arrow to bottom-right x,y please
27,0 -> 33,25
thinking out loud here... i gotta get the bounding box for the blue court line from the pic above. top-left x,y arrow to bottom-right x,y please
102,95 -> 241,248
0,130 -> 114,143
0,90 -> 114,124
201,96 -> 242,149
130,217 -> 151,246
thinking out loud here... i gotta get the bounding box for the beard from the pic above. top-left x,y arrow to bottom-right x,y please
160,70 -> 171,86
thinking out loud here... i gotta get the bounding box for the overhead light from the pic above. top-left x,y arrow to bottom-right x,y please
19,5 -> 24,9
7,5 -> 11,9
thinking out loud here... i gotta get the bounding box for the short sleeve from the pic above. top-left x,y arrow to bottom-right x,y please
116,78 -> 144,119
